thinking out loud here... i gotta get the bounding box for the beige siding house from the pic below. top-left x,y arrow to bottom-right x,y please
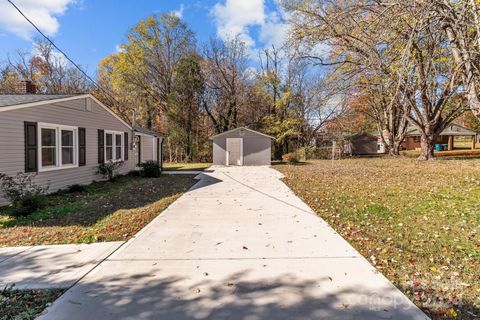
0,93 -> 163,205
210,127 -> 274,166
133,126 -> 163,166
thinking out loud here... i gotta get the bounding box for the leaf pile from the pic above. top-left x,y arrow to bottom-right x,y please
0,285 -> 63,320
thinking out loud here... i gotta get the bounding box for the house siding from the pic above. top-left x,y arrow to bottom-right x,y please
212,130 -> 272,166
0,97 -> 135,205
141,136 -> 154,162
401,135 -> 450,151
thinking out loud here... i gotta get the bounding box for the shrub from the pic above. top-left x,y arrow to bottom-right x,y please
139,161 -> 161,178
68,184 -> 86,193
14,193 -> 47,216
314,147 -> 332,160
127,170 -> 141,177
0,173 -> 49,216
96,161 -> 124,181
282,152 -> 300,164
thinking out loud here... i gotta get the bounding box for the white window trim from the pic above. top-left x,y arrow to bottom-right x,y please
134,134 -> 141,169
38,122 -> 79,172
104,130 -> 125,163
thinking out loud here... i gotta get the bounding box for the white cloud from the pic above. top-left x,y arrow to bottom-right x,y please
259,11 -> 289,48
0,0 -> 76,39
212,0 -> 290,51
172,4 -> 185,19
212,0 -> 266,47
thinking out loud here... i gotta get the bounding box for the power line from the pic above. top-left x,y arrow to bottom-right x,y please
7,0 -> 123,108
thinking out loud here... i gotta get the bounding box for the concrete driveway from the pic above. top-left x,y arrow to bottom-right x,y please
39,166 -> 428,320
0,242 -> 122,289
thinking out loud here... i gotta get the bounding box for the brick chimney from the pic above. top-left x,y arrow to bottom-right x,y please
15,80 -> 37,94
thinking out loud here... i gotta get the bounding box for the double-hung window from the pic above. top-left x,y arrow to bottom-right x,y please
61,130 -> 75,165
105,131 -> 124,162
39,123 -> 78,171
41,128 -> 57,167
105,133 -> 113,161
115,134 -> 122,160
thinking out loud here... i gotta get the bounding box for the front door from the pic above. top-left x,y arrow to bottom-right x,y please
226,138 -> 243,166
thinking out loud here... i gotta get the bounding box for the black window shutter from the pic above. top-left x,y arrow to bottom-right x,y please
156,138 -> 160,165
124,132 -> 129,160
98,129 -> 104,164
138,135 -> 142,164
24,121 -> 38,173
79,128 -> 86,166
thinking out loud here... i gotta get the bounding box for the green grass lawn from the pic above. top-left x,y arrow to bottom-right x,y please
0,174 -> 196,247
163,162 -> 212,171
0,286 -> 63,320
277,158 -> 480,320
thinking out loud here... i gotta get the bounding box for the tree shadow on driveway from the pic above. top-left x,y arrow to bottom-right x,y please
41,268 -> 430,320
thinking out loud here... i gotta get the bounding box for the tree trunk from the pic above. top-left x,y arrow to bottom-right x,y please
388,140 -> 401,156
418,134 -> 435,161
444,25 -> 480,118
384,130 -> 402,156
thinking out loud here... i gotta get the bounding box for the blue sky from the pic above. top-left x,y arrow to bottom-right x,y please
0,0 -> 288,76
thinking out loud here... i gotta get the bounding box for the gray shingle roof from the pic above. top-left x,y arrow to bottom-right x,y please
209,127 -> 275,140
406,124 -> 478,136
0,94 -> 77,108
133,126 -> 163,137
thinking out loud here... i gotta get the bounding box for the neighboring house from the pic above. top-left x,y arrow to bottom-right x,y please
378,124 -> 479,152
343,132 -> 379,155
210,127 -> 275,166
314,131 -> 379,156
0,87 -> 162,205
401,124 -> 478,151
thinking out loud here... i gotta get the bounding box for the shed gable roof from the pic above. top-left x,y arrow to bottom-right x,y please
209,127 -> 275,140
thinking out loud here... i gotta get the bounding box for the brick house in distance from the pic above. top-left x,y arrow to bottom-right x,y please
378,124 -> 479,153
401,124 -> 478,151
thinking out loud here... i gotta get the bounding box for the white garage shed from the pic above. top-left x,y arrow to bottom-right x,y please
210,127 -> 274,166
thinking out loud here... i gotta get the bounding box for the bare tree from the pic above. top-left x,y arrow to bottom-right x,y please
398,4 -> 467,160
201,36 -> 247,133
430,0 -> 480,118
8,39 -> 90,94
284,0 -> 410,155
285,0 -> 469,159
